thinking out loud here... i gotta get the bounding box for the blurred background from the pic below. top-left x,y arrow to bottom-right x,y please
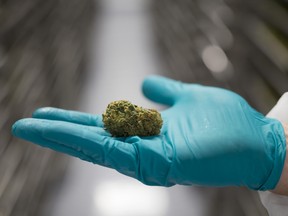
1,0 -> 288,215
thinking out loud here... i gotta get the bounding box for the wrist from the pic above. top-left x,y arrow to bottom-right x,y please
271,123 -> 288,195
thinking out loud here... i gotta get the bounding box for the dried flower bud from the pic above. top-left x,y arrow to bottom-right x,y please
102,100 -> 163,137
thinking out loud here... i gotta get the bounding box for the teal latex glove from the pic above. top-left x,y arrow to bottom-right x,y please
12,75 -> 286,190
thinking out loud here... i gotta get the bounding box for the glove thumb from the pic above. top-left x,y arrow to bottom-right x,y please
142,75 -> 184,106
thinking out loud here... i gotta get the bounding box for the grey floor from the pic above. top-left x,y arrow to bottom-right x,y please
42,0 -> 217,215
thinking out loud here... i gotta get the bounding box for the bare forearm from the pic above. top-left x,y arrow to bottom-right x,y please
271,123 -> 288,195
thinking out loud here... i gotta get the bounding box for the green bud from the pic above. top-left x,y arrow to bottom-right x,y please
102,100 -> 163,137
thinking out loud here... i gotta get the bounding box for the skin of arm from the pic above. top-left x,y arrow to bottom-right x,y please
271,123 -> 288,196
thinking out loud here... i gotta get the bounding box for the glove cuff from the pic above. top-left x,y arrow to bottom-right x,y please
258,121 -> 287,191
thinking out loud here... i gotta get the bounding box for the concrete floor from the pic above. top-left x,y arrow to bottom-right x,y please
43,1 -> 212,215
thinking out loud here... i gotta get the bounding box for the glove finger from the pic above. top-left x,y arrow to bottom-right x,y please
33,107 -> 103,127
12,119 -> 96,162
12,118 -> 138,178
142,75 -> 185,106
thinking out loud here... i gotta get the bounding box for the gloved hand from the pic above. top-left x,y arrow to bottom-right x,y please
12,75 -> 286,190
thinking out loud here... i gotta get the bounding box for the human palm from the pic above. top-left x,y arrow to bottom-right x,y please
12,75 -> 286,190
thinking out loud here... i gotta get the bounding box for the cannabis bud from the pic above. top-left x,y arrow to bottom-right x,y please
102,100 -> 163,137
